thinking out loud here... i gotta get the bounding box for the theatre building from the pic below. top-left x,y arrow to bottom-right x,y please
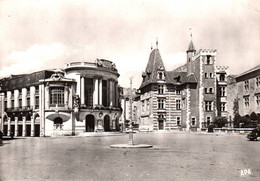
0,59 -> 122,137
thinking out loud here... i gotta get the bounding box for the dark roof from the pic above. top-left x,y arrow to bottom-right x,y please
235,64 -> 260,78
187,40 -> 196,52
139,49 -> 171,89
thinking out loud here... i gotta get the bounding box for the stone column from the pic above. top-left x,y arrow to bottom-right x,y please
14,90 -> 19,109
99,78 -> 102,105
93,77 -> 99,106
109,80 -> 113,107
22,88 -> 27,109
22,116 -> 26,137
39,84 -> 45,137
81,77 -> 85,106
31,115 -> 35,137
7,91 -> 12,108
45,85 -> 50,109
30,86 -> 36,109
7,117 -> 11,136
14,117 -> 18,137
64,86 -> 69,108
115,82 -> 118,107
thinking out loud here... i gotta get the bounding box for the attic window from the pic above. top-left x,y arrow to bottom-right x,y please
157,71 -> 164,80
175,76 -> 181,83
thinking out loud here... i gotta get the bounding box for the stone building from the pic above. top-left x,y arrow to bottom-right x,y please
0,59 -> 122,137
138,40 -> 229,131
227,65 -> 260,120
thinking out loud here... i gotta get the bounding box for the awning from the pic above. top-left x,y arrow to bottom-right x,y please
46,113 -> 71,122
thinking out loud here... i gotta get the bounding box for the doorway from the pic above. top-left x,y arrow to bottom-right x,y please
104,115 -> 110,132
85,115 -> 95,132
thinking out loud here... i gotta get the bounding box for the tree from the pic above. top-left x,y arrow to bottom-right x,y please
233,113 -> 242,128
250,112 -> 258,121
214,117 -> 228,128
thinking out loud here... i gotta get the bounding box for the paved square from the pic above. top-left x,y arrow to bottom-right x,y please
0,132 -> 259,181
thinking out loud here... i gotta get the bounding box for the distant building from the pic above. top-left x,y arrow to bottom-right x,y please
138,39 -> 229,131
227,65 -> 260,121
120,87 -> 141,129
0,59 -> 122,137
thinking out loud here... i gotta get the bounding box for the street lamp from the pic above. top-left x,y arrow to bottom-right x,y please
128,76 -> 134,145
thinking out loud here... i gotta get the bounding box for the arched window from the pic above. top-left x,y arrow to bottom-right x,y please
220,74 -> 225,81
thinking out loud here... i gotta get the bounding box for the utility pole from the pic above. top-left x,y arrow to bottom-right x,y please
128,76 -> 134,145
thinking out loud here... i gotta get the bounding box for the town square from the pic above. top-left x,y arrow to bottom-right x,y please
0,0 -> 259,180
1,132 -> 260,181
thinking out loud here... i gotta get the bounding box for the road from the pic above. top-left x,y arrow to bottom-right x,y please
0,132 -> 259,181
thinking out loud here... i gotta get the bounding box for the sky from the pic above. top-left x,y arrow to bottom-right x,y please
0,0 -> 259,88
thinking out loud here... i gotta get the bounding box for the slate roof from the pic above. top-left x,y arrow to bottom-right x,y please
139,49 -> 171,89
187,40 -> 196,52
139,48 -> 198,89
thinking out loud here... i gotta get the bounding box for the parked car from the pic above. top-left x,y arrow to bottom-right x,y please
247,127 -> 260,141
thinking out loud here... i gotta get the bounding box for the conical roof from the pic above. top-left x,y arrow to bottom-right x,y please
187,40 -> 196,52
139,49 -> 168,89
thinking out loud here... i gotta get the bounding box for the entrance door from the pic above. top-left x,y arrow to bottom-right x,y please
158,120 -> 164,130
104,115 -> 110,132
34,124 -> 40,137
18,125 -> 23,136
86,115 -> 95,132
26,125 -> 31,136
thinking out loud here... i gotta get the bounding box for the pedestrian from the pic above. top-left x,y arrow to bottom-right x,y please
10,131 -> 14,139
0,130 -> 3,145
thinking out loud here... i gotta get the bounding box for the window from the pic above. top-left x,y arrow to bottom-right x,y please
192,117 -> 196,126
176,89 -> 181,95
220,74 -> 225,81
256,95 -> 260,106
85,78 -> 93,107
204,88 -> 207,94
256,77 -> 260,88
182,99 -> 186,110
176,99 -> 181,110
205,88 -> 213,94
158,98 -> 165,109
54,117 -> 63,130
209,73 -> 213,78
158,72 -> 164,80
207,117 -> 211,126
147,99 -> 150,110
177,117 -> 181,126
27,98 -> 30,107
244,80 -> 249,91
206,55 -> 211,64
18,99 -> 22,108
158,85 -> 164,95
220,86 -> 226,97
205,73 -> 208,78
205,101 -> 213,111
50,87 -> 64,105
35,97 -> 39,108
244,96 -> 249,107
220,102 -> 226,111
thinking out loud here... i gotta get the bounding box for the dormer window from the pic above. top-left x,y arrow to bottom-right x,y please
157,71 -> 164,80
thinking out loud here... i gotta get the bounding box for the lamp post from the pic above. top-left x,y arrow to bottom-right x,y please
128,76 -> 134,145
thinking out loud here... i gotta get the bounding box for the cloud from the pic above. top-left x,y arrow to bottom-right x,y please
0,43 -> 65,78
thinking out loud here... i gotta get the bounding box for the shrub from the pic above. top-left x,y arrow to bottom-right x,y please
213,116 -> 228,128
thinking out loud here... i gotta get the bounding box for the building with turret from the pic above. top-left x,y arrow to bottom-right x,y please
0,59 -> 122,137
139,38 -> 229,131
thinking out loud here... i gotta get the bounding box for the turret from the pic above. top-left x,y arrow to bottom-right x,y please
186,30 -> 196,75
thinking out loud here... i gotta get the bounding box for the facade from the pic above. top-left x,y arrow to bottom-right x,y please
227,65 -> 260,120
138,40 -> 229,131
0,59 -> 122,137
120,88 -> 141,129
